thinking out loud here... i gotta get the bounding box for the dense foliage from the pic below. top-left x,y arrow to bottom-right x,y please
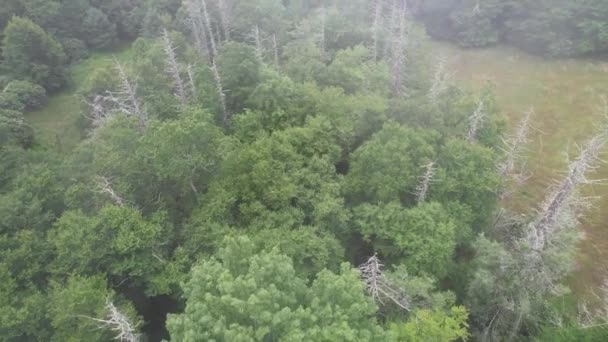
412,0 -> 608,56
1,0 -> 607,341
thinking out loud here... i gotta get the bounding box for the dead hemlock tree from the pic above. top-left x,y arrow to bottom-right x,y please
527,123 -> 608,253
217,0 -> 231,41
370,0 -> 384,61
96,176 -> 126,207
185,0 -> 229,125
187,64 -> 198,102
466,99 -> 485,142
108,58 -> 148,130
86,300 -> 140,342
359,254 -> 410,311
272,34 -> 280,68
250,25 -> 266,63
415,161 -> 436,204
497,108 -> 534,199
84,95 -> 115,131
389,0 -> 409,96
427,55 -> 452,104
162,28 -> 188,107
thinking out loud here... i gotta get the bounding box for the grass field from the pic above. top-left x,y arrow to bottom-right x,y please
430,41 -> 608,299
25,46 -> 132,151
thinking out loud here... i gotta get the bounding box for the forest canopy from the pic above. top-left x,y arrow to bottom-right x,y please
1,0 -> 608,341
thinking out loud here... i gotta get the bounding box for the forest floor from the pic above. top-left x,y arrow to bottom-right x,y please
431,41 -> 608,301
26,46 -> 132,151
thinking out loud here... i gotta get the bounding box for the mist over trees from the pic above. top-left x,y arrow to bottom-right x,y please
1,0 -> 608,341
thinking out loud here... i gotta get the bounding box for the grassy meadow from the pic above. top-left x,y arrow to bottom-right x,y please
25,47 -> 133,151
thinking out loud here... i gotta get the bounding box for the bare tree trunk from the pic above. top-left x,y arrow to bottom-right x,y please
162,29 -> 188,107
428,55 -> 450,104
415,161 -> 436,204
186,64 -> 197,102
359,254 -> 410,311
252,25 -> 264,63
371,0 -> 384,61
272,34 -> 280,68
110,58 -> 147,130
390,1 -> 408,96
200,0 -> 217,59
497,108 -> 533,198
466,99 -> 485,143
320,6 -> 327,61
218,0 -> 230,41
211,62 -> 229,127
529,124 -> 608,251
86,300 -> 140,342
96,176 -> 126,207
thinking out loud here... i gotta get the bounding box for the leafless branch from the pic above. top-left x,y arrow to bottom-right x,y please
96,176 -> 126,207
428,55 -> 452,104
529,122 -> 608,251
186,64 -> 197,102
108,58 -> 147,130
359,254 -> 410,311
162,29 -> 188,107
85,300 -> 140,342
415,161 -> 436,203
497,108 -> 534,198
466,99 -> 485,142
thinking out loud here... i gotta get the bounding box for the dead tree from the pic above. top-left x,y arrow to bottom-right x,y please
389,1 -> 408,96
251,25 -> 265,63
415,161 -> 436,204
109,58 -> 147,130
199,0 -> 218,59
428,56 -> 451,104
528,124 -> 608,252
272,34 -> 280,68
371,0 -> 384,61
211,62 -> 229,126
217,0 -> 231,41
87,300 -> 140,342
84,95 -> 115,130
466,99 -> 485,142
497,108 -> 534,198
319,6 -> 327,60
96,176 -> 126,207
162,29 -> 188,107
359,254 -> 410,311
186,64 -> 197,102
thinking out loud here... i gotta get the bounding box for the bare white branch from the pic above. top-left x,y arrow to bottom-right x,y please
86,300 -> 140,342
415,161 -> 436,203
428,55 -> 451,104
497,108 -> 534,198
162,28 -> 188,107
109,58 -> 147,130
467,99 -> 485,143
96,176 -> 126,207
529,124 -> 608,251
359,254 -> 410,311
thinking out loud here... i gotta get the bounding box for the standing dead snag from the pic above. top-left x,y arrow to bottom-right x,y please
371,0 -> 384,61
415,161 -> 436,204
87,300 -> 140,342
359,254 -> 410,311
528,122 -> 608,252
497,108 -> 534,198
218,0 -> 231,41
251,25 -> 265,63
162,29 -> 188,107
466,99 -> 485,142
389,0 -> 409,96
200,0 -> 218,59
109,58 -> 147,130
96,176 -> 126,207
211,62 -> 229,126
272,34 -> 280,68
428,56 -> 451,104
187,64 -> 197,102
